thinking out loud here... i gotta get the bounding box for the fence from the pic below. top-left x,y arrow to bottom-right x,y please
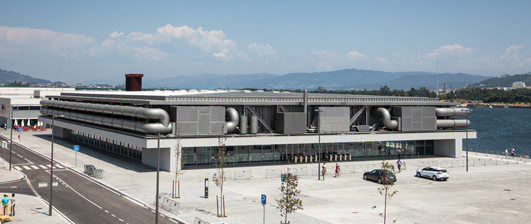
218,153 -> 529,181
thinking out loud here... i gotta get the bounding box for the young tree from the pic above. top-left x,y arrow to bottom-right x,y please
378,161 -> 398,224
277,173 -> 303,224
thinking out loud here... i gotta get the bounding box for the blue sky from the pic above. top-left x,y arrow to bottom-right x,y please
1,0 -> 530,83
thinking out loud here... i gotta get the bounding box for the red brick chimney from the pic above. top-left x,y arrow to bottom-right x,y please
125,74 -> 143,91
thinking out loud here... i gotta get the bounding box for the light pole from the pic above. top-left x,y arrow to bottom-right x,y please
317,118 -> 321,181
155,134 -> 160,224
49,115 -> 54,216
465,125 -> 469,172
9,108 -> 13,171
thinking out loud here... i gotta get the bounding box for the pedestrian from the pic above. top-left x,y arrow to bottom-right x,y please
322,163 -> 327,180
335,163 -> 340,177
1,194 -> 9,216
397,148 -> 402,160
397,159 -> 402,172
505,148 -> 508,158
511,147 -> 515,156
9,193 -> 15,216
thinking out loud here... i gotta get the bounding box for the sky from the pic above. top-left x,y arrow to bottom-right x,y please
1,0 -> 531,84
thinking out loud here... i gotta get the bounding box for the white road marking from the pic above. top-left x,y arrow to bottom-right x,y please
55,164 -> 64,168
46,165 -> 51,168
14,166 -> 22,171
22,165 -> 31,170
31,165 -> 39,169
39,165 -> 47,169
118,218 -> 124,222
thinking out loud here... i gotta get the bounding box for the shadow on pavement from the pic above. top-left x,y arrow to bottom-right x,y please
33,134 -> 154,173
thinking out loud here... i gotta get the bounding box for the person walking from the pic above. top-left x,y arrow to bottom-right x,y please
9,194 -> 15,216
397,159 -> 403,173
322,163 -> 327,181
1,194 -> 9,216
334,163 -> 341,177
511,147 -> 515,156
505,148 -> 508,158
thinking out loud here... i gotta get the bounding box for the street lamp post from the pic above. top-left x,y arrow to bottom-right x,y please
9,108 -> 13,171
49,115 -> 55,216
155,134 -> 160,224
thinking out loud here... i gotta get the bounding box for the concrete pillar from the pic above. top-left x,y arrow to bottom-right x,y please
433,139 -> 460,158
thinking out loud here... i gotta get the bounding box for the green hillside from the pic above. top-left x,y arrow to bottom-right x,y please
470,72 -> 531,87
0,69 -> 51,84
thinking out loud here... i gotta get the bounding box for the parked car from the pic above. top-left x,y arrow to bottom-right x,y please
363,169 -> 396,184
416,167 -> 449,181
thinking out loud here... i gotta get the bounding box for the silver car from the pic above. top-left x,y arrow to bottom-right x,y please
416,167 -> 449,181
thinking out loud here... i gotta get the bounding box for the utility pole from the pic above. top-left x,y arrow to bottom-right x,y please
49,115 -> 54,216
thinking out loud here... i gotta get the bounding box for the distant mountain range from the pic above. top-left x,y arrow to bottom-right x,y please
143,69 -> 489,90
469,73 -> 531,88
0,69 -> 52,84
1,67 -> 493,90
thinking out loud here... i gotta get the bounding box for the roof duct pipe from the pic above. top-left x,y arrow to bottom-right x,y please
41,108 -> 172,134
41,100 -> 170,127
225,107 -> 239,133
376,107 -> 398,130
435,107 -> 471,117
436,119 -> 470,129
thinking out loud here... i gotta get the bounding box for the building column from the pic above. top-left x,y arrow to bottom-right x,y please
433,138 -> 462,158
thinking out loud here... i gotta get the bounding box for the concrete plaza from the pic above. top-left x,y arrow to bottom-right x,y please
2,129 -> 530,224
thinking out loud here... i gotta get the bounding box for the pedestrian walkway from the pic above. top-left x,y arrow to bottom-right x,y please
13,164 -> 64,171
0,158 -> 71,224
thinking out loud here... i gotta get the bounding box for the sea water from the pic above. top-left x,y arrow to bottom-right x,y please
468,107 -> 531,156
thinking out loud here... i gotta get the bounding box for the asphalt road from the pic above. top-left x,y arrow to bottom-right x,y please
0,137 -> 181,224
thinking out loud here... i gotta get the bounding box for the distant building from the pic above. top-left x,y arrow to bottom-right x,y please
0,87 -> 76,128
512,81 -> 527,89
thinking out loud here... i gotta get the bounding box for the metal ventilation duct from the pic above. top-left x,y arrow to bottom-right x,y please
378,107 -> 470,130
225,107 -> 239,132
435,107 -> 471,117
41,100 -> 169,126
377,107 -> 398,130
41,100 -> 171,134
41,108 -> 172,134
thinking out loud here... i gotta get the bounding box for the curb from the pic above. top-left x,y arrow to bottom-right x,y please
4,134 -> 187,224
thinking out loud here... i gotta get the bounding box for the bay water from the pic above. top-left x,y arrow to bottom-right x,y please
468,107 -> 531,156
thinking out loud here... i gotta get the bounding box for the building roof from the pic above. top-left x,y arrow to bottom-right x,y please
58,89 -> 454,106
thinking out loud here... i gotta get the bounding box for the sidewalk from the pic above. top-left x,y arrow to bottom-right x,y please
2,129 -> 530,224
0,157 -> 70,224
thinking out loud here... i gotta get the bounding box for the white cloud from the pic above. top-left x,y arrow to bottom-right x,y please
248,43 -> 276,56
375,57 -> 387,64
0,26 -> 95,58
504,45 -> 524,55
346,51 -> 367,58
311,50 -> 330,56
427,44 -> 473,56
109,32 -> 124,38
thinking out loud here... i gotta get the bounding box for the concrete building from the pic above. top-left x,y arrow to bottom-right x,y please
0,87 -> 76,128
512,81 -> 527,89
39,77 -> 476,175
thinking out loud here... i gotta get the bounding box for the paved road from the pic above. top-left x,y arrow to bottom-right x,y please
0,137 -> 181,224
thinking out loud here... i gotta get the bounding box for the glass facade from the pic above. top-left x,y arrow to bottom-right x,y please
182,140 -> 434,169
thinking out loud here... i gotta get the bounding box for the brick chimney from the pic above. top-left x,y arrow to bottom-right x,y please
125,74 -> 143,91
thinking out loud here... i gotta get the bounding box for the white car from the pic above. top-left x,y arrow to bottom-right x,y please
416,167 -> 449,181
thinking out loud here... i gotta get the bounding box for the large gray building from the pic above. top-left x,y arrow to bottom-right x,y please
39,84 -> 476,175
